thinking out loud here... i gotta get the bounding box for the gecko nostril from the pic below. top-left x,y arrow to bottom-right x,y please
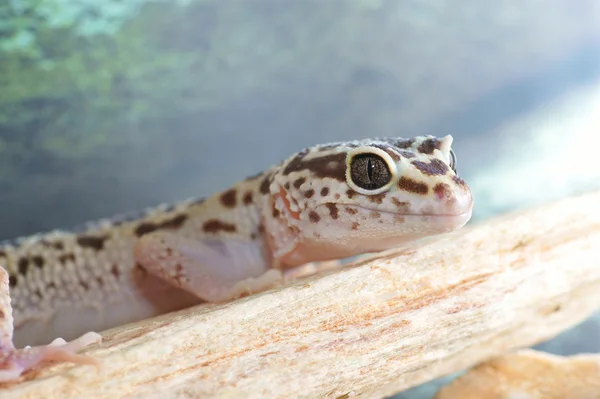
433,183 -> 452,201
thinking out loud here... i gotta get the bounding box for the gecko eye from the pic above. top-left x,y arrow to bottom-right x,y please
349,153 -> 392,191
449,149 -> 457,172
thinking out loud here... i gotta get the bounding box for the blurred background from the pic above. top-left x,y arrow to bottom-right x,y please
1,0 -> 599,397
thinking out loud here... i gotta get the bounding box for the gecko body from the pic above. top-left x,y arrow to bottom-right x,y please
0,135 -> 473,383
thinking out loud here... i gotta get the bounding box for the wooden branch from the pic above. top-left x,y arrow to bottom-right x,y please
434,349 -> 600,399
3,190 -> 600,399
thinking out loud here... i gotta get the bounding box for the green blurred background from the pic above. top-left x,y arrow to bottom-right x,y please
1,0 -> 600,397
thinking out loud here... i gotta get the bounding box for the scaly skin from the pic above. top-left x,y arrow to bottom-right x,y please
0,135 -> 473,383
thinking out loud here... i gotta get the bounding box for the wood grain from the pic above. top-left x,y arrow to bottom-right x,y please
2,189 -> 600,399
434,349 -> 600,399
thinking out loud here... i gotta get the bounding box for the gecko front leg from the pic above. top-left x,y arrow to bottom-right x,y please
0,268 -> 102,383
134,231 -> 283,303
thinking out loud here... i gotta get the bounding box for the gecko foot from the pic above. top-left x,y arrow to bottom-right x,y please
225,269 -> 284,300
0,331 -> 102,383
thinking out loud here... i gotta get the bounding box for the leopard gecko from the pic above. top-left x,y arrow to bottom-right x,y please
0,135 -> 473,383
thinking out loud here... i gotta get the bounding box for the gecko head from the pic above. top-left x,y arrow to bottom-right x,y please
266,135 -> 474,266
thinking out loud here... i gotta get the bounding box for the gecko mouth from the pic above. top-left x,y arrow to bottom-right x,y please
324,203 -> 472,218
317,203 -> 473,229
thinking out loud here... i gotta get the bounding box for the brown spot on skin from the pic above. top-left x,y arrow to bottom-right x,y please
453,175 -> 467,186
41,240 -> 64,250
283,152 -> 347,182
242,191 -> 253,205
257,223 -> 265,234
220,189 -> 237,208
372,144 -> 401,161
282,148 -> 309,175
134,214 -> 188,237
392,138 -> 415,149
320,187 -> 329,196
284,182 -> 290,190
304,189 -> 315,198
250,232 -> 257,240
398,177 -> 428,194
399,150 -> 415,158
8,275 -> 17,287
34,288 -> 42,300
391,197 -> 410,211
111,264 -> 121,279
334,193 -> 340,200
77,235 -> 108,251
308,211 -> 320,223
259,173 -> 273,194
346,189 -> 355,199
272,206 -> 280,218
80,280 -> 90,291
412,159 -> 449,176
96,277 -> 104,286
326,203 -> 339,219
32,255 -> 44,268
59,253 -> 76,264
162,214 -> 188,229
293,177 -> 306,189
202,219 -> 237,234
370,211 -> 381,219
433,183 -> 451,200
18,258 -> 29,276
368,193 -> 385,204
134,223 -> 157,237
47,281 -> 56,289
345,207 -> 358,215
394,215 -> 405,223
351,222 -> 360,230
417,138 -> 440,154
0,309 -> 4,319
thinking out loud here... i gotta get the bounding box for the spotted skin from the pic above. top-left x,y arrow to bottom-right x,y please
0,135 -> 473,383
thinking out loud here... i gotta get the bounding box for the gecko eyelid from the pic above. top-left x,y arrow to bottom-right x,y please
345,147 -> 397,195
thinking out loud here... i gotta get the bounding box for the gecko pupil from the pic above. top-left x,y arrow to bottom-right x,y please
349,153 -> 391,190
367,158 -> 374,180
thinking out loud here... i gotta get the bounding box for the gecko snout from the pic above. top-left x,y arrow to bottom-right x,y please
432,181 -> 473,217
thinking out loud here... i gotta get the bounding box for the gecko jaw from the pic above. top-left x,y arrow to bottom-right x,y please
315,203 -> 473,232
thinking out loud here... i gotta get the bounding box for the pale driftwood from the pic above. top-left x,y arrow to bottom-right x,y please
434,349 -> 600,399
2,189 -> 600,399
